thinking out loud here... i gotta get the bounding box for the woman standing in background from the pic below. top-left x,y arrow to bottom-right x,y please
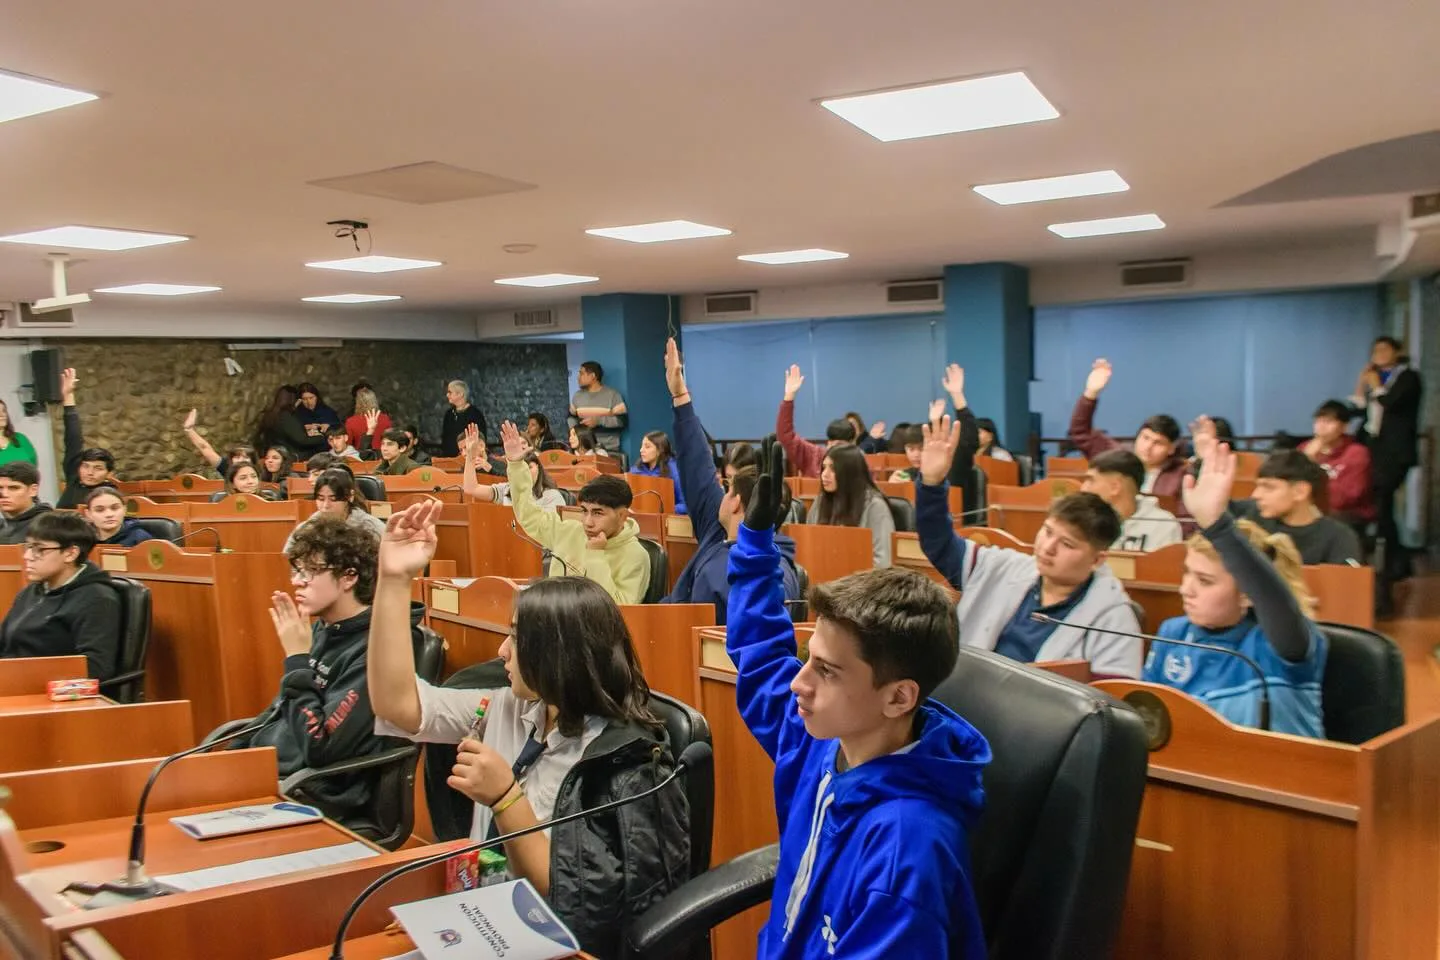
0,399 -> 38,465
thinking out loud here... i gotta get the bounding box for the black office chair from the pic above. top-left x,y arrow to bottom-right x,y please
209,488 -> 283,503
884,495 -> 915,533
129,517 -> 182,542
1317,622 -> 1405,744
639,537 -> 669,604
625,648 -> 1149,960
784,562 -> 809,623
354,474 -> 385,503
99,577 -> 152,704
784,498 -> 807,525
971,464 -> 989,515
557,487 -> 577,506
203,626 -> 445,850
1014,454 -> 1036,487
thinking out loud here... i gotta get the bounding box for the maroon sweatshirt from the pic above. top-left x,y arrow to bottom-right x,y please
1067,394 -> 1190,515
1312,435 -> 1375,521
776,398 -> 826,478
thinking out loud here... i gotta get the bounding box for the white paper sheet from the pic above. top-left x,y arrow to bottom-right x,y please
154,840 -> 379,892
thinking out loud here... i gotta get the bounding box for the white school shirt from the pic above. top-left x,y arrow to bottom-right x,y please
375,678 -> 605,840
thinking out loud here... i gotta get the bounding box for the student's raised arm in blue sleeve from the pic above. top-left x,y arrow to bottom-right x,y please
665,339 -> 722,543
915,412 -> 975,591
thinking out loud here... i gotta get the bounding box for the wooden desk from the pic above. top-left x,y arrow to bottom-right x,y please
0,700 -> 193,774
429,501 -> 543,580
122,496 -> 190,526
96,543 -> 292,740
621,604 -> 715,705
987,479 -> 1081,543
624,473 -> 678,514
185,495 -> 300,554
976,455 -> 1020,487
0,656 -> 89,697
1095,680 -> 1440,960
0,694 -> 108,717
662,514 -> 697,592
1046,455 -> 1088,478
425,577 -> 522,676
0,543 -> 24,613
780,523 -> 872,583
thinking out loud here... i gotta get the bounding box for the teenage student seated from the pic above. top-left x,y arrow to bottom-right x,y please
55,368 -> 117,509
660,339 -> 800,620
917,412 -> 1142,677
374,428 -> 419,476
283,469 -> 385,551
1144,444 -> 1328,738
525,412 -> 568,452
727,438 -> 991,959
325,425 -> 360,460
182,409 -> 256,477
461,424 -> 566,509
1069,358 -> 1187,505
0,512 -> 121,680
401,425 -> 432,465
808,443 -> 896,568
846,411 -> 888,454
258,445 -> 294,483
0,462 -> 52,545
84,486 -> 154,547
975,417 -> 1014,462
629,429 -> 688,514
887,425 -> 924,481
230,513 -> 415,829
502,421 -> 650,604
568,424 -> 609,459
1304,400 -> 1375,526
223,459 -> 263,497
1193,420 -> 1361,565
369,501 -> 688,957
1081,450 -> 1183,552
776,364 -> 859,478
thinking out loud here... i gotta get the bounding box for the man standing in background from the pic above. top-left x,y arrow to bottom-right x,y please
569,361 -> 627,454
440,380 -> 486,457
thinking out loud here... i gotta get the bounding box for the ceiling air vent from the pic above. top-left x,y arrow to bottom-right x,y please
703,292 -> 757,318
885,279 -> 943,306
1120,258 -> 1191,289
513,308 -> 556,329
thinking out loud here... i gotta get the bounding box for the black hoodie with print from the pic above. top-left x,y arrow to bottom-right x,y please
0,562 -> 121,680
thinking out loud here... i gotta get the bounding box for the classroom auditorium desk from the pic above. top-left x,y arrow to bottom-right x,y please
0,656 -> 89,698
0,700 -> 193,774
663,513 -> 696,592
779,523 -> 872,583
96,542 -> 292,741
1094,680 -> 1440,960
424,576 -> 523,674
186,495 -> 300,553
429,501 -> 544,579
0,543 -> 23,612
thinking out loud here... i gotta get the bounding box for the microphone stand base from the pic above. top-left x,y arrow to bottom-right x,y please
64,877 -> 178,910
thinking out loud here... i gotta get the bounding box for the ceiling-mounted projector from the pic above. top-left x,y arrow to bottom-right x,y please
31,253 -> 90,314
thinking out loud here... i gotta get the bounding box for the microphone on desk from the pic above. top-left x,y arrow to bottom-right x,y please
170,526 -> 223,551
432,485 -> 463,495
61,716 -> 277,907
327,740 -> 711,960
508,520 -> 578,577
1028,612 -> 1271,731
630,488 -> 664,512
950,506 -> 995,523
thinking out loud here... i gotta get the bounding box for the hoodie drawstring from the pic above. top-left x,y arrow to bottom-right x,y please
782,770 -> 834,941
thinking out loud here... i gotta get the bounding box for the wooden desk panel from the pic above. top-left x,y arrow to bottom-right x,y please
122,496 -> 191,525
976,455 -> 1019,487
0,656 -> 89,697
621,604 -> 714,705
432,502 -> 543,580
0,700 -> 193,774
780,524 -> 872,584
663,514 -> 697,593
1046,456 -> 1088,478
625,473 -> 677,514
186,496 -> 300,554
425,577 -> 522,676
0,543 -> 24,614
0,694 -> 107,716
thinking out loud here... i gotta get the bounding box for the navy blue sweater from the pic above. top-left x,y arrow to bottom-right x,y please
663,400 -> 799,622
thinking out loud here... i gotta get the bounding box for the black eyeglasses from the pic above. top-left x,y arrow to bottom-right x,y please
22,543 -> 64,557
289,563 -> 333,584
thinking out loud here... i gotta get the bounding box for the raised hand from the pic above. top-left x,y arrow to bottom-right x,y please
928,398 -> 946,424
783,365 -> 805,402
665,337 -> 688,399
268,591 -> 312,658
1083,358 -> 1113,400
183,408 -> 198,431
499,420 -> 530,462
868,421 -> 887,439
1182,442 -> 1235,529
1189,415 -> 1219,463
379,501 -> 442,579
364,409 -> 381,433
744,435 -> 788,532
942,363 -> 965,401
919,411 -> 961,486
60,367 -> 78,403
462,422 -> 480,457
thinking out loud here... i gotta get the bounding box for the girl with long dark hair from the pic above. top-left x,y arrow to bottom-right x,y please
630,429 -> 687,514
808,442 -> 895,567
283,468 -> 384,551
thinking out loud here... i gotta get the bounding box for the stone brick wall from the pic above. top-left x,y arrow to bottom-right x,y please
46,339 -> 570,479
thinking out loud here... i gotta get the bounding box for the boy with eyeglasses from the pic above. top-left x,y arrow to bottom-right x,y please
0,512 -> 121,680
228,513 -> 419,832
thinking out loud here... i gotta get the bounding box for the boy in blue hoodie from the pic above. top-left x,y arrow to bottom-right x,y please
661,339 -> 800,621
727,435 -> 991,960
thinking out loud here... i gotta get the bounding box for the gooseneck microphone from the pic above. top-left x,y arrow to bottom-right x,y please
61,716 -> 275,906
1029,612 -> 1272,731
508,519 -> 578,577
629,488 -> 665,512
328,740 -> 711,960
170,526 -> 223,551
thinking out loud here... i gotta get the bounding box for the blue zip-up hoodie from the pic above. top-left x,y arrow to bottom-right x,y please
630,458 -> 688,514
663,399 -> 799,622
727,523 -> 991,960
98,517 -> 155,548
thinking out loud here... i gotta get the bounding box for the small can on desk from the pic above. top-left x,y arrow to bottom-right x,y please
47,678 -> 99,701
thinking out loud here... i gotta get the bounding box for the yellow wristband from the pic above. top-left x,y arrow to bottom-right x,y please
491,783 -> 525,816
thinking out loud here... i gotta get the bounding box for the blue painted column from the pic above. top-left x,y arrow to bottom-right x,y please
941,263 -> 1032,451
579,293 -> 679,463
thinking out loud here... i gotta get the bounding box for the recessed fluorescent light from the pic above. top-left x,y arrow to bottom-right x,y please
494,273 -> 600,288
0,225 -> 188,251
304,255 -> 442,273
738,249 -> 850,265
974,170 -> 1130,206
94,283 -> 220,297
301,293 -> 404,304
1048,214 -> 1166,238
0,70 -> 97,125
585,220 -> 731,244
821,71 -> 1058,143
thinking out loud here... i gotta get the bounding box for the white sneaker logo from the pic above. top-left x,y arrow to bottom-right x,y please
820,915 -> 838,955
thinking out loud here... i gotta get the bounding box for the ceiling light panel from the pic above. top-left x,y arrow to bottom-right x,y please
0,70 -> 97,125
94,283 -> 220,296
820,71 -> 1059,142
0,225 -> 188,251
304,255 -> 442,273
494,274 -> 600,288
301,294 -> 404,303
1048,214 -> 1166,238
585,220 -> 731,243
974,170 -> 1129,205
737,249 -> 850,265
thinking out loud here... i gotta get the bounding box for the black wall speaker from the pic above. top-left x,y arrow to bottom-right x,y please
29,348 -> 63,405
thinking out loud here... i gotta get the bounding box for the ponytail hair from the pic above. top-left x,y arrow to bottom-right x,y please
1185,519 -> 1316,617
